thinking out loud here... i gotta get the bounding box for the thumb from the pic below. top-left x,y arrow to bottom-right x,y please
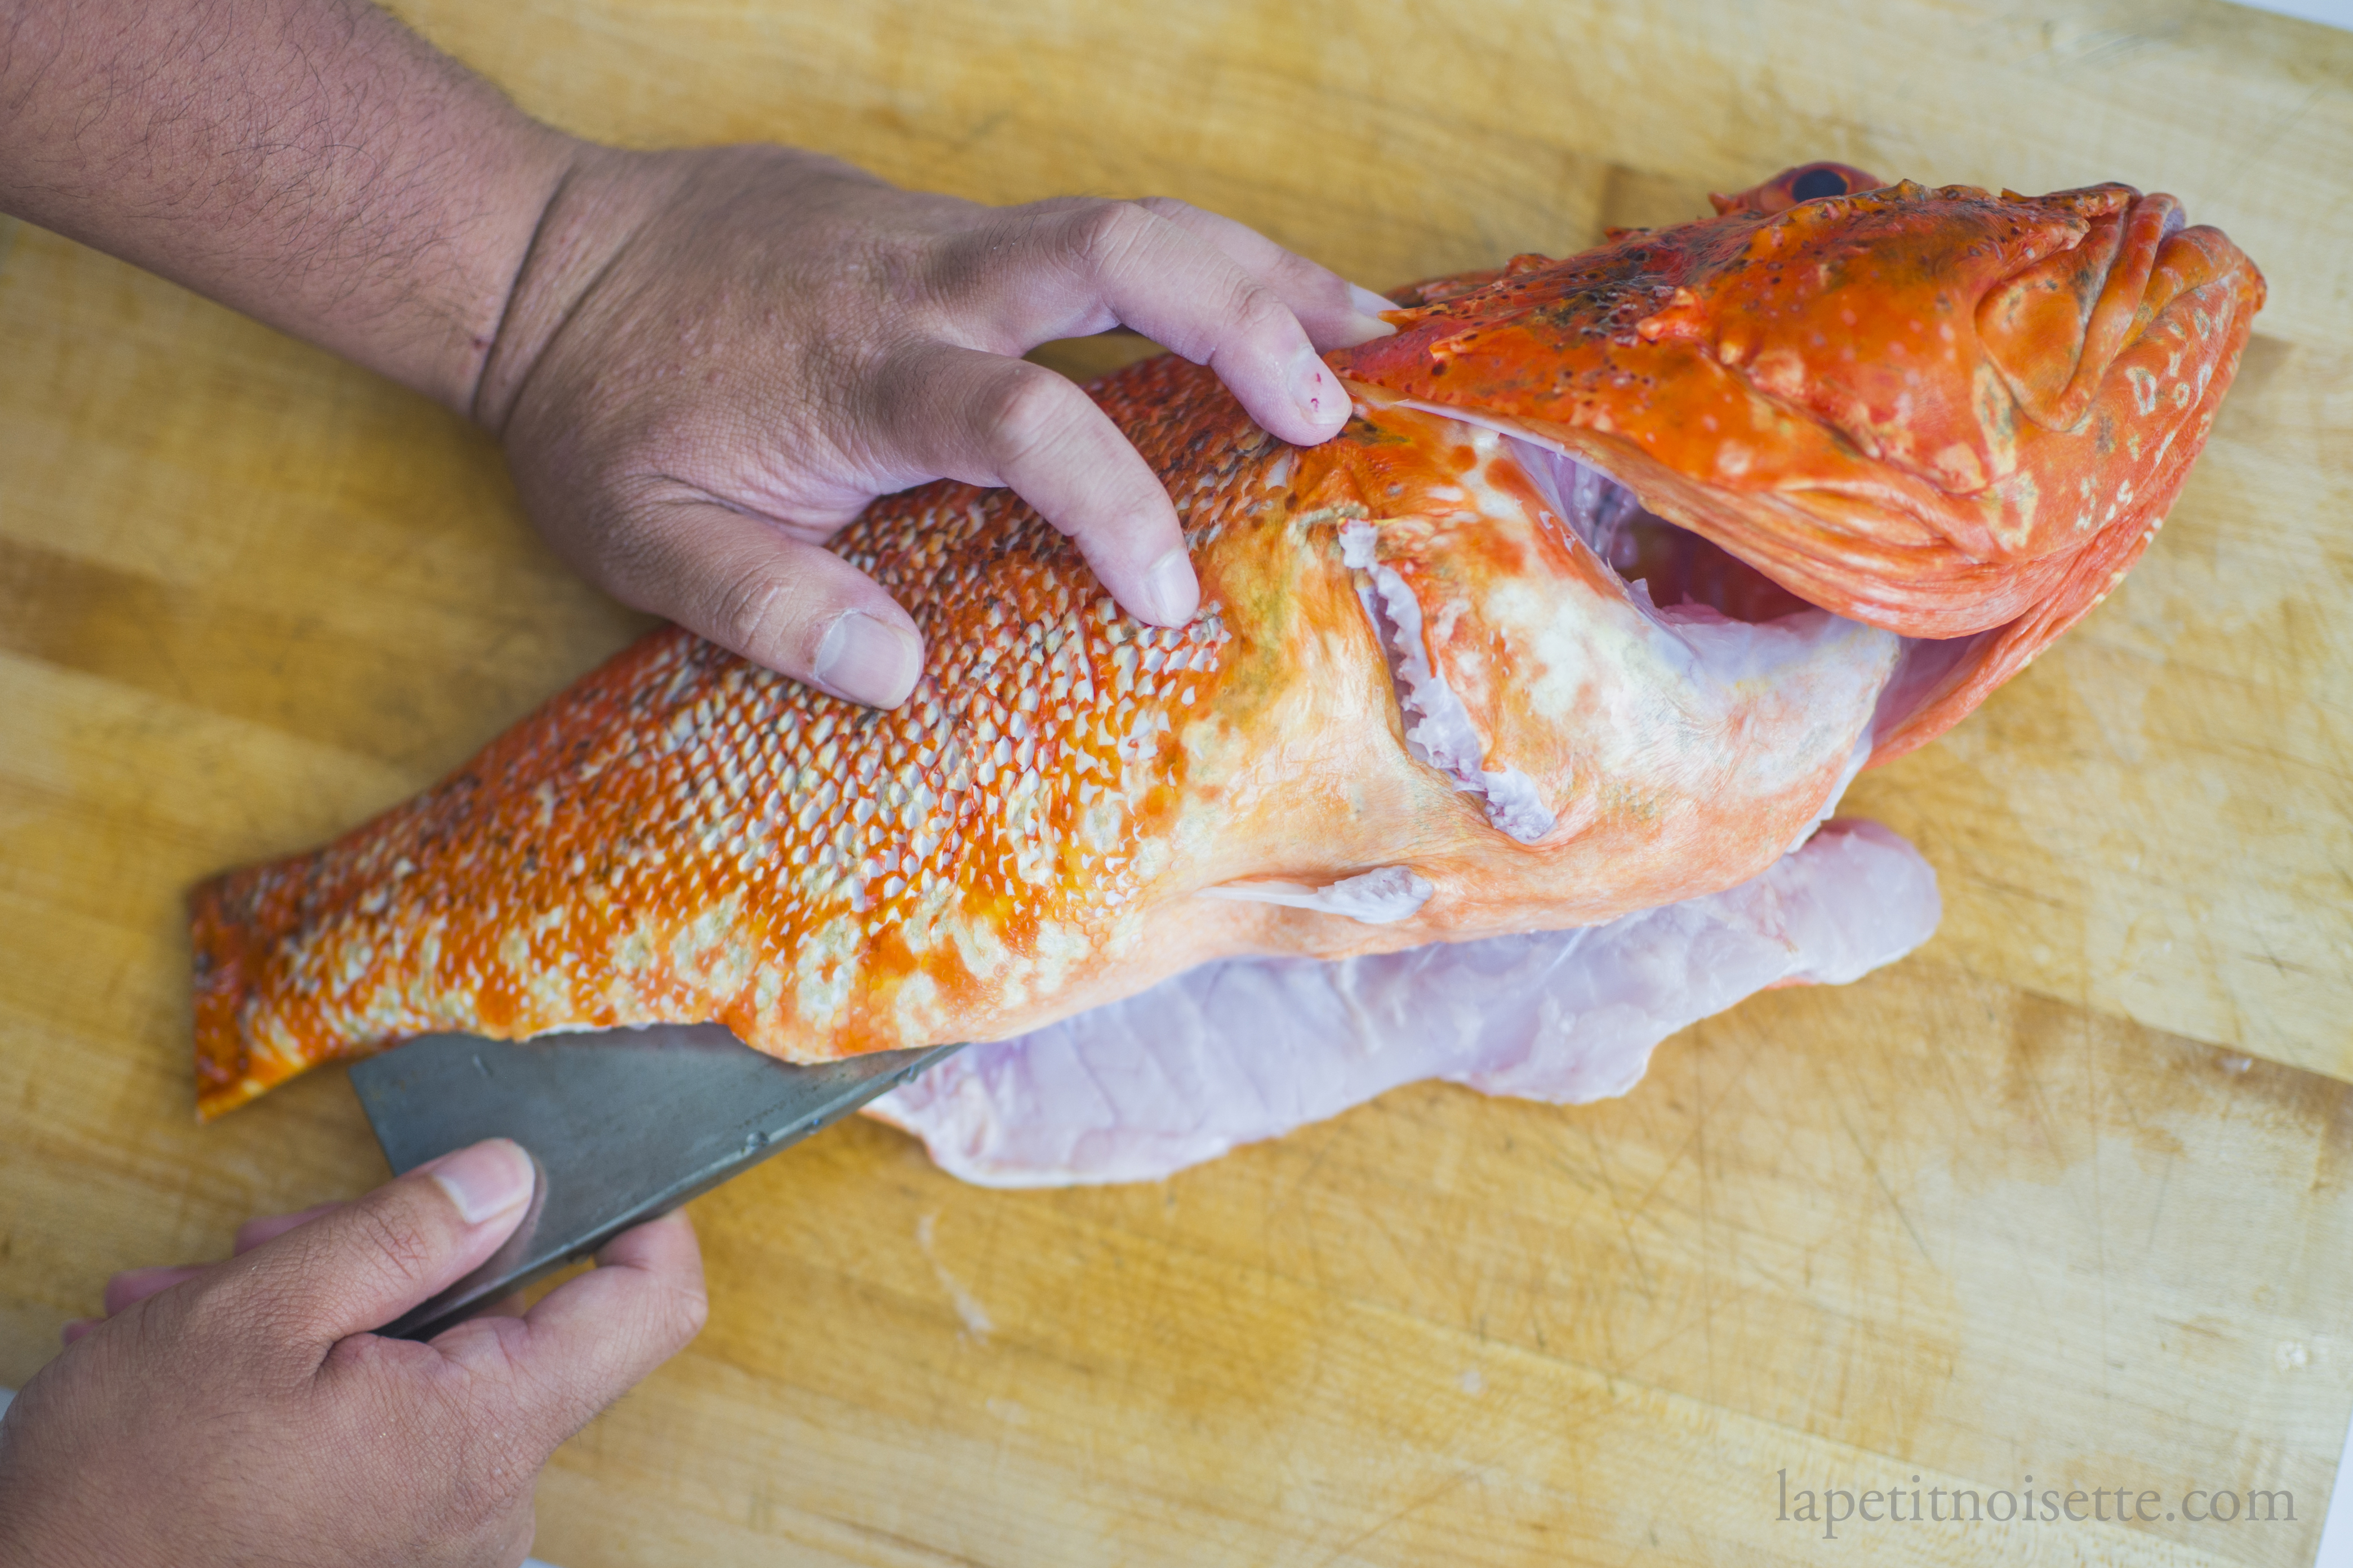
189,1139 -> 537,1357
590,496 -> 928,709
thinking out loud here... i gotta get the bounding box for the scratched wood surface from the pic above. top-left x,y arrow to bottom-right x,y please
2,2 -> 2350,1564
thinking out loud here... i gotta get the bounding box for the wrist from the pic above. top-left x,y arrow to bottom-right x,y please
470,143 -> 683,434
471,143 -> 865,435
414,119 -> 591,418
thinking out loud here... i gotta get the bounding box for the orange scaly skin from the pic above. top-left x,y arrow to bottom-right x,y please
1339,175 -> 2265,760
191,172 -> 2262,1118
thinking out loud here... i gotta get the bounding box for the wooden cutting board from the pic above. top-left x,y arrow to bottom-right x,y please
3,2 -> 2348,1563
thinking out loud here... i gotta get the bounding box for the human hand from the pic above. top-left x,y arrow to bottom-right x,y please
0,1139 -> 706,1568
475,144 -> 1399,707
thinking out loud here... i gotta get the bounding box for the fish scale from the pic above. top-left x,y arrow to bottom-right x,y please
192,355 -> 1281,1116
191,171 -> 2262,1120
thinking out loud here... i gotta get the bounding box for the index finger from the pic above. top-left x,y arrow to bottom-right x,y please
956,199 -> 1377,449
233,1201 -> 346,1255
438,1209 -> 708,1453
1132,197 -> 1399,351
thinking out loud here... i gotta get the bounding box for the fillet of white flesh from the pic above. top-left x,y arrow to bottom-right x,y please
866,819 -> 1938,1187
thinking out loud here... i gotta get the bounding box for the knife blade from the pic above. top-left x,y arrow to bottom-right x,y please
348,1025 -> 961,1341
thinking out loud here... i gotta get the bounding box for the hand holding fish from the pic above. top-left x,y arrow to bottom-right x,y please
478,145 -> 1399,706
0,0 -> 1391,709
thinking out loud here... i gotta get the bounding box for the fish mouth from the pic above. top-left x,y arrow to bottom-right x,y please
1496,432 -> 1998,756
1316,395 -> 1909,868
1344,374 -> 2002,764
1509,435 -> 1816,625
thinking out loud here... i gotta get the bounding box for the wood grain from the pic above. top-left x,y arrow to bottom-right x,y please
2,2 -> 2348,1565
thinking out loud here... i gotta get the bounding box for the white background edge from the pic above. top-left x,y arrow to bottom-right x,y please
2230,0 -> 2353,25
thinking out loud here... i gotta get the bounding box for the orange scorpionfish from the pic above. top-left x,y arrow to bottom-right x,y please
192,165 -> 2263,1170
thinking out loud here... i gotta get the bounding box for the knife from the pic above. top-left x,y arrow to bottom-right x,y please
348,1025 -> 962,1341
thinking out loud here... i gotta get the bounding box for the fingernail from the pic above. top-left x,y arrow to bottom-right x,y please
1135,547 -> 1199,627
812,611 -> 922,708
63,1317 -> 96,1346
1289,345 -> 1348,429
1341,283 -> 1401,344
424,1138 -> 535,1225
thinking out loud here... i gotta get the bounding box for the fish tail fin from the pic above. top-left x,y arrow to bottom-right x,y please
189,866 -> 285,1121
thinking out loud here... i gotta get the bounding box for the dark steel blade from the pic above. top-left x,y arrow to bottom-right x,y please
348,1025 -> 961,1341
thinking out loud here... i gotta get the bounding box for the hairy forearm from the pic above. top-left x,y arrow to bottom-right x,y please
0,0 -> 578,412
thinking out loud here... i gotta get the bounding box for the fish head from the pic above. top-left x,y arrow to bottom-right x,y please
1327,172 -> 2266,760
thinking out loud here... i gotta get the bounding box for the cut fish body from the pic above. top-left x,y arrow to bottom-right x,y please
192,387 -> 1896,1116
189,171 -> 2261,1143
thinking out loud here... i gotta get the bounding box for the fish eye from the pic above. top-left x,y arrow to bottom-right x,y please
1790,167 -> 1849,201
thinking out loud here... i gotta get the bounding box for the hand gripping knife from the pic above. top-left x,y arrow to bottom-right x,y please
348,1026 -> 961,1340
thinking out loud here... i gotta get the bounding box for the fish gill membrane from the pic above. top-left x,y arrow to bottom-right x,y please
868,426 -> 1942,1186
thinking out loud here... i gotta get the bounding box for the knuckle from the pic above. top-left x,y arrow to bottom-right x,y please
335,1333 -> 540,1520
923,225 -> 1009,311
979,366 -> 1084,470
447,1416 -> 541,1526
705,558 -> 792,659
576,488 -> 692,604
168,1266 -> 309,1379
1222,274 -> 1295,342
348,1199 -> 441,1290
1060,198 -> 1158,274
164,1271 -> 252,1346
665,1278 -> 712,1344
